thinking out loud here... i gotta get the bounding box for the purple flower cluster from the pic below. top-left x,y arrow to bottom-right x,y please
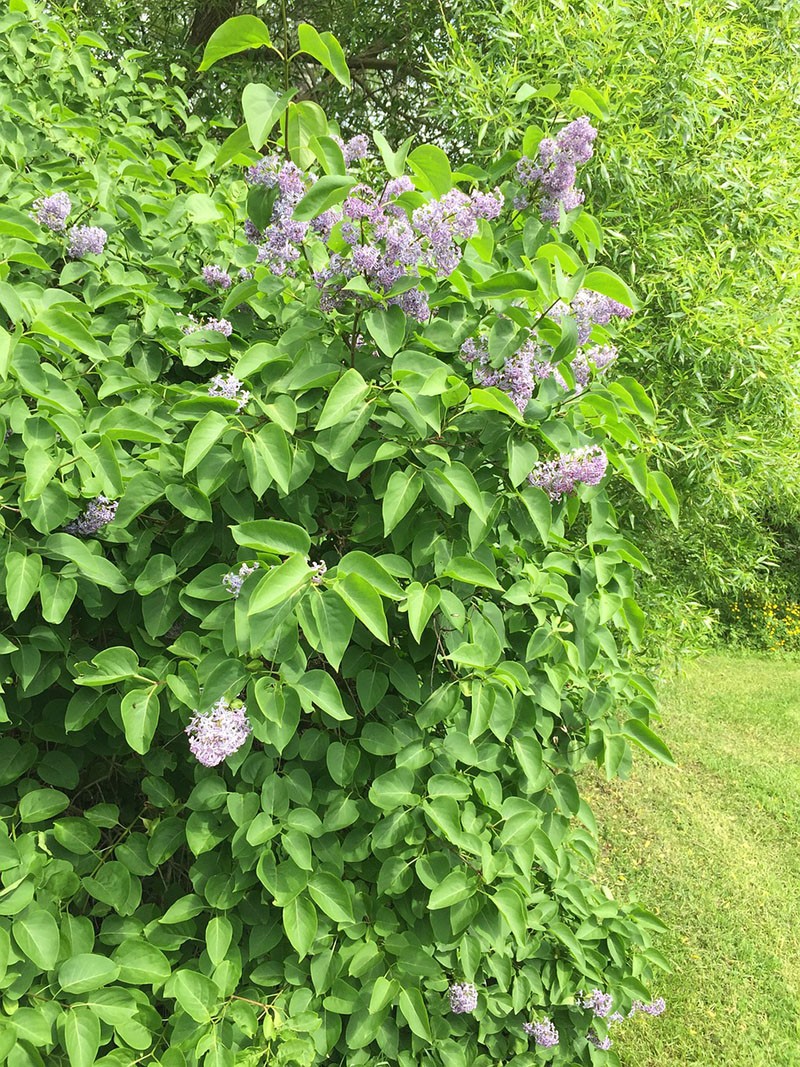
631,997 -> 666,1017
245,155 -> 310,275
184,315 -> 233,337
222,561 -> 260,598
335,133 -> 370,165
202,264 -> 232,289
523,1018 -> 559,1048
208,373 -> 250,412
32,192 -> 71,231
315,180 -> 501,322
186,698 -> 252,767
587,1029 -> 613,1050
585,343 -> 618,371
528,445 -> 608,500
517,116 -> 597,223
578,989 -> 614,1018
552,292 -> 633,345
64,495 -> 118,537
461,336 -> 541,414
68,225 -> 107,258
309,560 -> 327,586
448,983 -> 478,1015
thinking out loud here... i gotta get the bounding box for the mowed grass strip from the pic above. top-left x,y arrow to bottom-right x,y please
583,654 -> 800,1066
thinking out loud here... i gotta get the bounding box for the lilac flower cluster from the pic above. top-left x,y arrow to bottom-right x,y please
68,225 -> 107,259
335,133 -> 370,165
587,1029 -> 613,1050
32,192 -> 71,231
222,562 -> 260,598
245,155 -> 310,275
631,997 -> 666,1017
461,336 -> 541,414
64,495 -> 118,537
528,445 -> 608,500
184,315 -> 233,337
186,698 -> 252,767
448,983 -> 478,1015
523,1018 -> 559,1048
578,989 -> 614,1018
202,264 -> 232,289
315,180 -> 501,323
517,116 -> 597,223
208,373 -> 250,412
309,560 -> 327,586
552,292 -> 633,345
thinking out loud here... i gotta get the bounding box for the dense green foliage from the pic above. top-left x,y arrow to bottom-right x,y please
427,0 -> 800,646
0,2 -> 677,1064
586,654 -> 800,1065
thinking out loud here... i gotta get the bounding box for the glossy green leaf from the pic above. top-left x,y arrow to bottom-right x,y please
198,15 -> 273,70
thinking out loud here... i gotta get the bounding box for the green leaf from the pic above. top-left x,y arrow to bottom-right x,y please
398,987 -> 432,1040
492,886 -> 528,946
63,1008 -> 101,1067
296,669 -> 349,720
4,551 -> 42,619
31,309 -> 102,358
405,582 -> 441,643
206,916 -> 233,967
164,969 -> 220,1023
198,15 -> 273,70
623,718 -> 676,766
22,446 -> 58,501
441,556 -> 502,590
113,940 -> 171,986
120,687 -> 160,755
583,266 -> 635,309
231,519 -> 311,556
293,174 -> 356,222
437,462 -> 490,522
428,868 -> 476,910
297,24 -> 351,87
309,590 -> 354,670
369,766 -> 416,811
183,411 -> 229,475
12,908 -> 60,969
282,894 -> 317,958
242,83 -> 293,149
0,323 -> 14,381
58,953 -> 121,993
308,872 -> 354,924
648,469 -> 680,527
407,145 -> 453,196
365,306 -> 406,357
334,572 -> 389,644
382,468 -> 423,534
249,554 -> 309,614
18,789 -> 69,824
74,646 -> 139,685
44,534 -> 127,592
316,368 -> 369,431
215,123 -> 253,167
520,486 -> 552,544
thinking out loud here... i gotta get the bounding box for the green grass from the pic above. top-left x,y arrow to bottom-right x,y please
583,654 -> 800,1066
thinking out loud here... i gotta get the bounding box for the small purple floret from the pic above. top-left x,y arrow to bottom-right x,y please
32,192 -> 71,232
64,495 -> 118,537
202,265 -> 232,289
68,225 -> 107,258
186,698 -> 252,767
528,445 -> 608,501
523,1018 -> 559,1048
222,562 -> 259,598
208,373 -> 250,412
448,982 -> 478,1014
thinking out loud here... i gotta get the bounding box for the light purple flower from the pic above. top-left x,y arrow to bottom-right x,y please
208,373 -> 250,412
585,343 -> 618,371
186,698 -> 252,767
309,560 -> 327,586
461,336 -> 540,413
184,315 -> 233,337
517,116 -> 597,224
578,989 -> 614,1018
523,1018 -> 559,1048
341,133 -> 369,164
631,997 -> 666,1017
64,495 -> 118,537
238,268 -> 254,281
32,192 -> 71,232
244,219 -> 263,244
202,265 -> 232,289
448,982 -> 478,1014
68,225 -> 107,258
222,561 -> 259,598
588,1029 -> 613,1050
528,445 -> 608,500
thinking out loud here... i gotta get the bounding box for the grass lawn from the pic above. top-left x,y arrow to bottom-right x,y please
583,654 -> 800,1066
